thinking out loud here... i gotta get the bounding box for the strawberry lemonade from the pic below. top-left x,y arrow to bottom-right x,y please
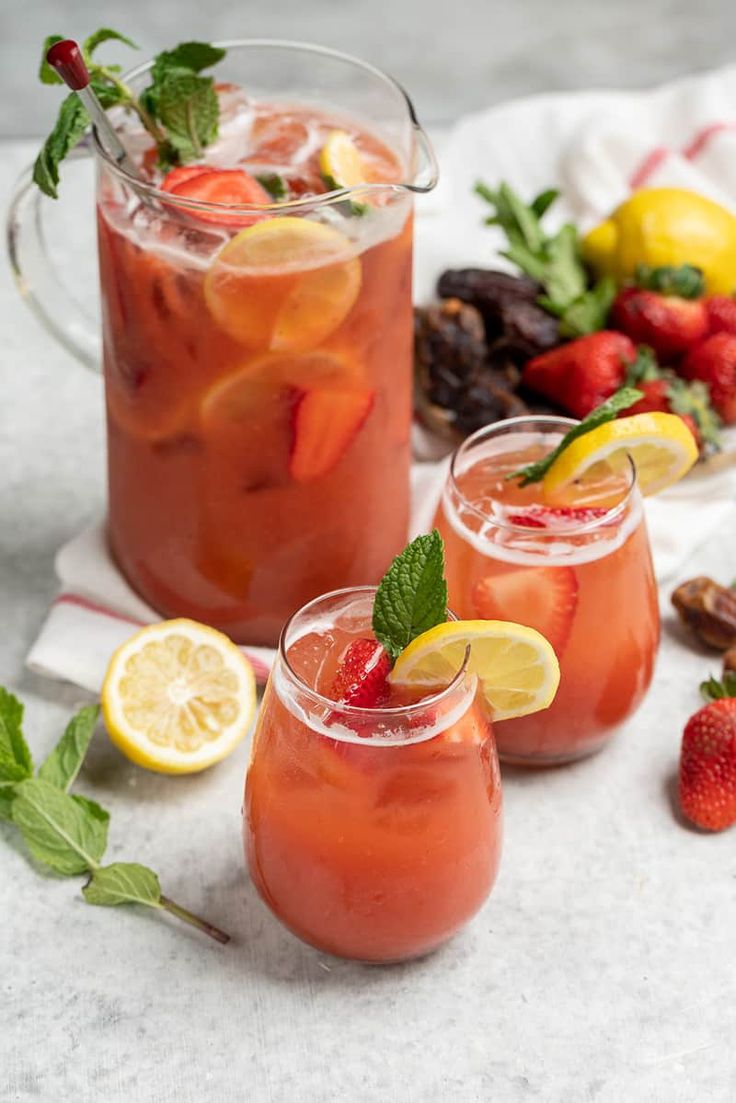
436,416 -> 662,763
97,48 -> 426,645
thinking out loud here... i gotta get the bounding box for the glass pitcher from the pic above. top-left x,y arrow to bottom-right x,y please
8,39 -> 437,645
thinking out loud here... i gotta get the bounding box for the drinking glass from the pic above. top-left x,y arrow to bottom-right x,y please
8,40 -> 437,645
435,416 -> 660,764
244,586 -> 503,962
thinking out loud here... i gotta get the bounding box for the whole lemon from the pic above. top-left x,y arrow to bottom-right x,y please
582,188 -> 736,294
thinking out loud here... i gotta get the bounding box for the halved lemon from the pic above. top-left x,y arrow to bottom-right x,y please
204,217 -> 361,352
389,621 -> 560,722
320,130 -> 368,188
101,619 -> 257,775
542,412 -> 699,500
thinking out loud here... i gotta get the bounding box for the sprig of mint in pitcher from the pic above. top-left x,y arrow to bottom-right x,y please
34,29 -> 227,197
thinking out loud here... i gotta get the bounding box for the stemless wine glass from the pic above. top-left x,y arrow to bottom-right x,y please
244,586 -> 503,963
8,40 -> 437,646
435,416 -> 661,765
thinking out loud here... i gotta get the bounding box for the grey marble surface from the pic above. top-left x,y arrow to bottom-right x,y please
3,132 -> 736,1103
5,0 -> 736,135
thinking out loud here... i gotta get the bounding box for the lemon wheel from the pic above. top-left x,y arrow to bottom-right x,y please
101,619 -> 257,774
542,411 -> 699,499
390,620 -> 560,722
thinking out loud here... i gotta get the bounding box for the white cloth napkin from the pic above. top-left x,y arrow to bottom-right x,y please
27,67 -> 736,692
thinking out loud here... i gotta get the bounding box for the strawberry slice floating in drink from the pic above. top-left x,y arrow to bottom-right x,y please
289,387 -> 374,482
472,567 -> 579,657
164,167 -> 271,227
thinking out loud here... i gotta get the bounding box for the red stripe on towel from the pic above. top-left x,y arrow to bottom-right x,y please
683,121 -> 736,160
628,146 -> 669,190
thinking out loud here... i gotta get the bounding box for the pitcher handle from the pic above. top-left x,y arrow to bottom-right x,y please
6,146 -> 101,372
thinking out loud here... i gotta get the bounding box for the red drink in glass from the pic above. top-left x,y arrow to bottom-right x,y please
244,587 -> 503,962
436,417 -> 660,764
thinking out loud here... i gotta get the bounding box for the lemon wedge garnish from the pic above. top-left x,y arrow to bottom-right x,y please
204,216 -> 361,351
542,411 -> 699,500
389,620 -> 560,722
319,129 -> 368,188
101,619 -> 256,774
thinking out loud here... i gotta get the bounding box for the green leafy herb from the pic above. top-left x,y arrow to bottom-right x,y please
1,685 -> 229,944
510,387 -> 644,486
11,777 -> 109,875
34,31 -> 227,196
475,179 -> 613,337
700,673 -> 736,702
256,172 -> 288,201
373,531 -> 448,661
0,687 -> 33,784
321,172 -> 368,217
38,704 -> 99,791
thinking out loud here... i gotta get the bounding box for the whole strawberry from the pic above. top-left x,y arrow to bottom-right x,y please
705,295 -> 736,337
623,348 -> 721,452
522,331 -> 636,418
682,332 -> 736,424
611,264 -> 708,360
680,674 -> 736,831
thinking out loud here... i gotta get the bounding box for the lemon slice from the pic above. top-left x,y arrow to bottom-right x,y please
542,412 -> 698,499
320,130 -> 367,187
204,217 -> 361,352
101,619 -> 257,775
390,620 -> 560,722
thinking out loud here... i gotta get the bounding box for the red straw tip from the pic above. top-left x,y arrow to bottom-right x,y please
46,39 -> 90,91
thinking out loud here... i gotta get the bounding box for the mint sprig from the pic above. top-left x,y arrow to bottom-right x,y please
34,31 -> 227,196
510,387 -> 644,486
475,179 -> 614,337
1,687 -> 229,944
373,531 -> 448,661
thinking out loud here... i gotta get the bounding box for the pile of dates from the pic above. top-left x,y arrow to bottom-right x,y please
414,269 -> 564,440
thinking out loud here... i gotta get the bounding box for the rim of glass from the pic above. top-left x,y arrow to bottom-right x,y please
448,414 -> 637,535
93,38 -> 438,214
277,585 -> 471,720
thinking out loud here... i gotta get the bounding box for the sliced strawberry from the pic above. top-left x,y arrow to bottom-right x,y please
472,567 -> 579,657
168,169 -> 271,227
290,388 -> 374,483
160,164 -> 211,193
331,638 -> 391,708
507,506 -> 608,530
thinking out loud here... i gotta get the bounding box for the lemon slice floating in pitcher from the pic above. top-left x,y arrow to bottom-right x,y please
320,130 -> 369,187
542,411 -> 699,499
102,620 -> 256,774
204,216 -> 361,352
390,621 -> 560,722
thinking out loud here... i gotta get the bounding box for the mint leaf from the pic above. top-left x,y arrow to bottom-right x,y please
38,705 -> 99,792
0,785 -> 15,822
321,173 -> 368,217
33,93 -> 90,199
11,778 -> 108,876
39,35 -> 64,84
153,42 -> 226,75
0,687 -> 33,783
373,531 -> 448,660
83,28 -> 138,58
530,188 -> 560,220
511,387 -> 644,486
155,70 -> 219,161
256,172 -> 287,201
83,862 -> 162,907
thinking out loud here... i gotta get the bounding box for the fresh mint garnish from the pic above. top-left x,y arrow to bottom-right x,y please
34,31 -> 227,196
322,172 -> 368,217
510,387 -> 644,486
256,172 -> 288,201
475,179 -> 614,336
37,703 -> 99,791
373,531 -> 448,661
0,688 -> 229,943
